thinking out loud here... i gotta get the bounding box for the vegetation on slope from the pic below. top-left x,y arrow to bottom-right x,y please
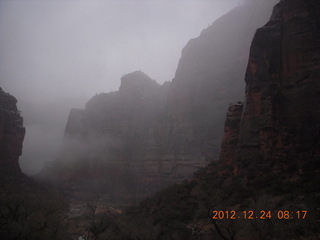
95,161 -> 320,240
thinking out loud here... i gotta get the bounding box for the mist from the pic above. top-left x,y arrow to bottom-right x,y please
0,0 -> 242,175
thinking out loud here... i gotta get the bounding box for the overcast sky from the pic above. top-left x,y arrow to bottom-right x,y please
0,0 -> 241,174
0,0 -> 242,102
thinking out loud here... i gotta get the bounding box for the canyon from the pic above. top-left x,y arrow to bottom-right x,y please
1,0 -> 319,239
39,0 -> 277,203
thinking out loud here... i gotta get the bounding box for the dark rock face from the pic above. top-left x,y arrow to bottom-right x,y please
41,71 -> 170,202
65,71 -> 165,142
0,87 -> 25,176
220,0 -> 320,179
165,0 -> 277,163
219,102 -> 243,175
134,0 -> 277,183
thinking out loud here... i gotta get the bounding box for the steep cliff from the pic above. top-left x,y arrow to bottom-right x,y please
0,87 -> 25,179
221,0 -> 320,181
155,0 -> 277,163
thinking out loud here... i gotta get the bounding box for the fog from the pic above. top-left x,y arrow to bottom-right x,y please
0,0 -> 242,175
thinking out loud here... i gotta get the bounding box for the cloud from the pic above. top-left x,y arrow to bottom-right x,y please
0,0 -> 239,174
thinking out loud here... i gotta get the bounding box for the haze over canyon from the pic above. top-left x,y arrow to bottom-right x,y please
0,0 -> 319,239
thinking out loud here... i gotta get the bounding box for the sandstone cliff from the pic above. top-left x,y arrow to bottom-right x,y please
219,102 -> 243,173
0,87 -> 25,179
220,0 -> 320,181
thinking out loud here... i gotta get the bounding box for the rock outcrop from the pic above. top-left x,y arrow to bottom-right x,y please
0,87 -> 25,178
40,71 -> 170,202
219,102 -> 243,175
220,0 -> 320,180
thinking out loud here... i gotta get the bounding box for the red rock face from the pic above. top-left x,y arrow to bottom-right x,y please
219,103 -> 243,176
0,87 -> 25,176
220,0 -> 320,179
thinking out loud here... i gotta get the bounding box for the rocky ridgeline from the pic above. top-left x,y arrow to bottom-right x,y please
41,71 -> 171,202
0,87 -> 25,180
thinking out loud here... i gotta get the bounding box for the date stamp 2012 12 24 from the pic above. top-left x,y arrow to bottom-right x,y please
211,210 -> 308,220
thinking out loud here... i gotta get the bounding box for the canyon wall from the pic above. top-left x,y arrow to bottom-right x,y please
220,0 -> 320,180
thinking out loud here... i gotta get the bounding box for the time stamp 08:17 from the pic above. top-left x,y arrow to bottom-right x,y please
212,210 -> 308,220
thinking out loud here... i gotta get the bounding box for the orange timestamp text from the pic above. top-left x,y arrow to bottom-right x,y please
212,210 -> 308,220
